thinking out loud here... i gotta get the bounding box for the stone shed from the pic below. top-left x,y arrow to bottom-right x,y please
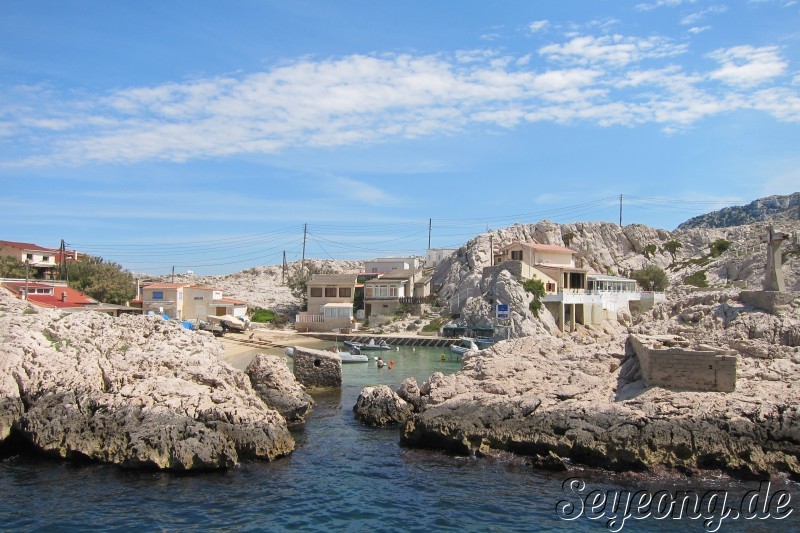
291,347 -> 342,388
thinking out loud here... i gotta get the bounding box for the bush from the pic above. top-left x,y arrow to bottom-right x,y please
684,270 -> 709,288
405,323 -> 417,331
250,308 -> 277,323
422,318 -> 443,333
710,239 -> 731,258
643,244 -> 657,259
631,266 -> 669,291
522,278 -> 545,317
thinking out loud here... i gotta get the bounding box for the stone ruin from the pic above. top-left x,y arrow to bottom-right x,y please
291,347 -> 342,388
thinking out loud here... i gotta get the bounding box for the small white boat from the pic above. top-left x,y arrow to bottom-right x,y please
284,346 -> 368,363
451,339 -> 479,355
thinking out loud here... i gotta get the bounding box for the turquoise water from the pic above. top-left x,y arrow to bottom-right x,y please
1,345 -> 798,531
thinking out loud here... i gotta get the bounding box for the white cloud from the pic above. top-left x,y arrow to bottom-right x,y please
528,20 -> 549,33
708,45 -> 787,87
681,5 -> 728,25
688,26 -> 711,34
334,178 -> 392,205
3,35 -> 800,167
539,34 -> 688,66
635,0 -> 697,11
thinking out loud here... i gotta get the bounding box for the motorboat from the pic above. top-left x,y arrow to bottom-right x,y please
451,338 -> 479,355
345,338 -> 390,351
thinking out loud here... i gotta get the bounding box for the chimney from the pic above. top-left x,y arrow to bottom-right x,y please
61,291 -> 67,302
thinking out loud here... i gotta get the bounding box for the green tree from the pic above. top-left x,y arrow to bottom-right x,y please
68,256 -> 136,304
662,240 -> 683,263
0,256 -> 27,278
643,244 -> 657,259
522,278 -> 546,317
631,266 -> 669,291
562,231 -> 576,247
710,239 -> 731,258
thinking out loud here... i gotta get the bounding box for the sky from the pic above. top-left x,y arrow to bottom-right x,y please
1,0 -> 799,275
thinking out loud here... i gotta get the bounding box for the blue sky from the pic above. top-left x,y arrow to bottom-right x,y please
1,0 -> 799,275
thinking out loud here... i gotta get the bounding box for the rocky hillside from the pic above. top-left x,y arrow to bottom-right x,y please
677,192 -> 799,230
433,218 -> 800,337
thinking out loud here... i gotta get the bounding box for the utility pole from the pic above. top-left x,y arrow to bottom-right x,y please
171,266 -> 175,283
23,260 -> 29,300
619,194 -> 623,227
301,223 -> 307,277
428,218 -> 432,250
59,239 -> 66,280
282,251 -> 286,284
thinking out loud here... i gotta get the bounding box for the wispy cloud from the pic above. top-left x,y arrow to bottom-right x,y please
635,0 -> 697,11
1,34 -> 798,165
688,26 -> 712,34
708,45 -> 787,87
538,35 -> 688,66
528,20 -> 549,33
681,5 -> 728,25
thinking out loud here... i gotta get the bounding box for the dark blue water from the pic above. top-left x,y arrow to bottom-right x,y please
1,346 -> 798,532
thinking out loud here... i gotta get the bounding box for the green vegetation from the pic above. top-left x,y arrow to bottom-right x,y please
684,270 -> 709,288
662,240 -> 683,263
562,231 -> 576,246
0,256 -> 27,278
421,317 -> 444,333
68,256 -> 135,304
710,239 -> 731,257
250,307 -> 277,323
522,278 -> 545,317
631,266 -> 669,291
643,244 -> 658,259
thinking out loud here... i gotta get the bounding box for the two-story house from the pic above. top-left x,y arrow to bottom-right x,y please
363,257 -> 423,275
0,240 -> 60,279
140,283 -> 242,321
362,268 -> 432,324
295,273 -> 358,333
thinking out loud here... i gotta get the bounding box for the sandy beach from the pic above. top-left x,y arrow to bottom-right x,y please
221,328 -> 331,370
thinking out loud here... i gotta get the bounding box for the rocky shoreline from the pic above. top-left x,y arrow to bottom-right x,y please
356,289 -> 800,480
0,291 -> 312,470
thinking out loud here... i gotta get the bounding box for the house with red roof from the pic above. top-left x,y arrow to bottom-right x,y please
0,240 -> 81,279
0,281 -> 97,309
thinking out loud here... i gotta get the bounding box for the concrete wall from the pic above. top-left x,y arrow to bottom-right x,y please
629,335 -> 737,393
740,291 -> 798,315
292,347 -> 342,388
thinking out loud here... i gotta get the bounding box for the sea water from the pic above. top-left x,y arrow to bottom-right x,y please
1,345 -> 798,532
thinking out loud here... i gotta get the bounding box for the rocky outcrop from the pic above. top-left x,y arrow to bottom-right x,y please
399,290 -> 800,480
246,354 -> 314,424
354,385 -> 413,427
0,291 -> 295,470
678,193 -> 800,230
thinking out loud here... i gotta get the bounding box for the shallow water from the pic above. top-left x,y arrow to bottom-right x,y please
1,345 -> 798,531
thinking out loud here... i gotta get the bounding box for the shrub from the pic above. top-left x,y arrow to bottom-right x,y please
684,270 -> 708,288
250,308 -> 276,323
710,239 -> 731,258
643,244 -> 657,259
422,318 -> 443,333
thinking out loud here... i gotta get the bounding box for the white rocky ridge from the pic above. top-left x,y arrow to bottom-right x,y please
0,290 -> 300,470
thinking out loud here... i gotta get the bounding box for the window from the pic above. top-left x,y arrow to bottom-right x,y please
365,287 -> 373,298
310,287 -> 322,297
325,287 -> 337,297
372,267 -> 378,273
152,291 -> 164,300
26,254 -> 33,260
42,256 -> 49,261
193,296 -> 204,301
389,286 -> 397,297
511,250 -> 523,260
338,287 -> 351,298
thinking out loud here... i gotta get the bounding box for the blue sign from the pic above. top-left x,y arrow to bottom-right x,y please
496,304 -> 509,319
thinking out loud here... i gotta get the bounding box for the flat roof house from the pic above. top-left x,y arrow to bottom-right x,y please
296,273 -> 358,333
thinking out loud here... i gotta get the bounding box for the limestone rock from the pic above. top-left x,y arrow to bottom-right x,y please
246,353 -> 314,424
353,385 -> 413,427
0,291 -> 295,470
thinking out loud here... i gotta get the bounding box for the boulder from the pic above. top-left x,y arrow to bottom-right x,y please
353,385 -> 413,427
0,291 -> 294,470
246,353 -> 314,424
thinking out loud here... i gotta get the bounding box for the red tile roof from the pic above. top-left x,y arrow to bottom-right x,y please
0,240 -> 54,252
1,282 -> 97,308
141,283 -> 191,289
503,241 -> 575,254
216,297 -> 247,305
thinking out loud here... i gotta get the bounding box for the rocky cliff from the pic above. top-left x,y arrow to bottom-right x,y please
678,193 -> 800,230
432,219 -> 800,337
0,291 -> 300,470
398,289 -> 800,479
